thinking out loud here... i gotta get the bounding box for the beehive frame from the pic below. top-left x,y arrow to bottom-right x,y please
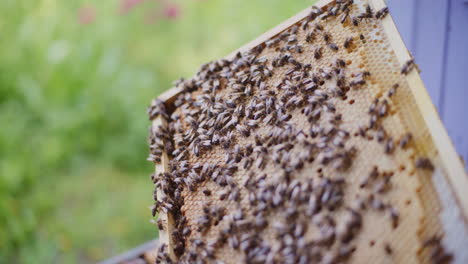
151,0 -> 468,261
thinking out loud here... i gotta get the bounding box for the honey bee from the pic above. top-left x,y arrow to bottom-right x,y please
340,9 -> 350,24
388,206 -> 399,229
401,59 -> 416,75
358,4 -> 374,22
415,157 -> 435,171
399,133 -> 412,149
329,43 -> 339,51
375,7 -> 389,19
314,47 -> 323,59
352,17 -> 359,26
388,83 -> 398,97
384,138 -> 394,154
306,31 -> 317,43
323,32 -> 332,43
343,37 -> 353,48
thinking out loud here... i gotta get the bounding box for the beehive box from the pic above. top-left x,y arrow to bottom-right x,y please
147,0 -> 468,263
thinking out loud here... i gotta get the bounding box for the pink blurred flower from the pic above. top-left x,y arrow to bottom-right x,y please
162,3 -> 181,20
120,0 -> 146,14
78,6 -> 96,25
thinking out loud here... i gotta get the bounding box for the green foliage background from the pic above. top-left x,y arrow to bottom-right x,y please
0,0 -> 312,263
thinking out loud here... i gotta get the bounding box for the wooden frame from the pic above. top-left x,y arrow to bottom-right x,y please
152,0 -> 468,259
98,240 -> 157,264
370,0 -> 468,221
151,116 -> 176,259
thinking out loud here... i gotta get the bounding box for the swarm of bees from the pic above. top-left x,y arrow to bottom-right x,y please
147,0 -> 453,263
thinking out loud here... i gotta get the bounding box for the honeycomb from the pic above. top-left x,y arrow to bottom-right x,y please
147,0 -> 468,263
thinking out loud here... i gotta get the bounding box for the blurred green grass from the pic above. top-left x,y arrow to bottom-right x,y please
0,0 -> 312,263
